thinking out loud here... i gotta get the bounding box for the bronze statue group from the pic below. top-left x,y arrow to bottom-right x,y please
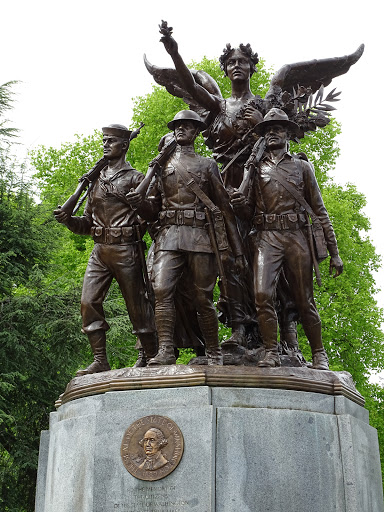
55,22 -> 363,375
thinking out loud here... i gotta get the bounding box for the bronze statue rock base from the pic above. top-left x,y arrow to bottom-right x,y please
190,344 -> 304,367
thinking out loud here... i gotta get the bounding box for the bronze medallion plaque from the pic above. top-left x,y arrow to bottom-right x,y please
121,415 -> 184,481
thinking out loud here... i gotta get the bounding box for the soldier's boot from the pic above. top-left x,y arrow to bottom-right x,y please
76,330 -> 111,377
148,309 -> 176,366
312,348 -> 329,370
138,333 -> 158,362
281,327 -> 299,352
257,318 -> 281,368
133,348 -> 147,368
133,339 -> 147,368
280,324 -> 306,365
303,321 -> 329,371
147,343 -> 176,366
198,312 -> 223,366
221,323 -> 247,348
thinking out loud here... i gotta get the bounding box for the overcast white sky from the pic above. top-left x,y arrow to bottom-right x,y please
1,0 -> 383,314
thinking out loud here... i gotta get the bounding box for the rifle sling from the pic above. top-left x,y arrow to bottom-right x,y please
171,159 -> 218,213
272,164 -> 320,225
169,157 -> 230,258
273,163 -> 326,283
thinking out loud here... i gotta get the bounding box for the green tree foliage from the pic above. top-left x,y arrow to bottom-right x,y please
0,154 -> 50,298
31,131 -> 103,210
0,81 -> 19,146
30,132 -> 103,284
0,151 -> 68,509
291,131 -> 384,384
0,275 -> 85,511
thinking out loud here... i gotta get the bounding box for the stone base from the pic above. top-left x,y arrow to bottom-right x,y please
35,371 -> 384,512
56,365 -> 365,407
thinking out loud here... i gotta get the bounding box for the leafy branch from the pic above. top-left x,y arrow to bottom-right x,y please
293,84 -> 341,116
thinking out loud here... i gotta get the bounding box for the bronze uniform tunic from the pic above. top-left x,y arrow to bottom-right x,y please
140,145 -> 243,339
246,152 -> 339,331
66,163 -> 155,335
149,146 -> 243,255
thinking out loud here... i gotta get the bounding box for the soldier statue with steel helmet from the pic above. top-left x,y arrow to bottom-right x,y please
231,108 -> 344,370
54,124 -> 157,375
126,110 -> 244,366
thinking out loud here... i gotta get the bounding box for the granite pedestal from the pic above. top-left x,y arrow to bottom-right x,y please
35,367 -> 384,512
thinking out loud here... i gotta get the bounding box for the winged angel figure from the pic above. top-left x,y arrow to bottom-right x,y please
143,21 -> 364,358
145,21 -> 364,190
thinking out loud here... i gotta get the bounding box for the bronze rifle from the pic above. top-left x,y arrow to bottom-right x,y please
58,157 -> 108,217
135,135 -> 177,198
238,136 -> 266,196
134,225 -> 154,303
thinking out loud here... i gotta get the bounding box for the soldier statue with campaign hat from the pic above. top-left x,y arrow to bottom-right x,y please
231,108 -> 344,369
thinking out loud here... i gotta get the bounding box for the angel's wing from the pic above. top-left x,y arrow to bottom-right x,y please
269,44 -> 364,93
144,54 -> 223,117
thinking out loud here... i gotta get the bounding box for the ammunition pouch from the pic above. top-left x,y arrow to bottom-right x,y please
311,222 -> 328,262
91,226 -> 135,244
210,209 -> 229,251
253,213 -> 306,231
158,209 -> 206,228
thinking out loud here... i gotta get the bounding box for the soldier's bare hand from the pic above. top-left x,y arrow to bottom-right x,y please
329,255 -> 343,278
235,255 -> 245,274
54,207 -> 68,224
230,190 -> 247,209
125,189 -> 143,208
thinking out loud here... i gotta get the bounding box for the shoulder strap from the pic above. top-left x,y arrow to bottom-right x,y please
273,162 -> 320,223
172,158 -> 219,213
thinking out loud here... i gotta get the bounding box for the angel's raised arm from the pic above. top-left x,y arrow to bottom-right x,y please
157,21 -> 221,114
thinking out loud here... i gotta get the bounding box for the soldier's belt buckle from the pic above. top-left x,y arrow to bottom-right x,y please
279,215 -> 289,230
176,211 -> 184,225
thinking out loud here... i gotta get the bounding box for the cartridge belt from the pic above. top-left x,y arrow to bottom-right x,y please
158,209 -> 206,228
91,226 -> 135,244
253,213 -> 306,231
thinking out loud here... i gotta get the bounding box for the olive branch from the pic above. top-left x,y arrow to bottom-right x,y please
293,84 -> 341,117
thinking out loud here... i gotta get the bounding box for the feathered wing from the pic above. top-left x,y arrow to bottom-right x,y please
144,54 -> 223,120
269,44 -> 364,94
263,44 -> 364,138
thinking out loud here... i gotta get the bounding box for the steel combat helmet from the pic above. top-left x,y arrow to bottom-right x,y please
167,110 -> 206,131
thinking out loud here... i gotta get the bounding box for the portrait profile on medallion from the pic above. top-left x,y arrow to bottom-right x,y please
121,415 -> 184,481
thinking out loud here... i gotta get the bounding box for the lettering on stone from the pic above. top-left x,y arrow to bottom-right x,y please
121,416 -> 184,481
